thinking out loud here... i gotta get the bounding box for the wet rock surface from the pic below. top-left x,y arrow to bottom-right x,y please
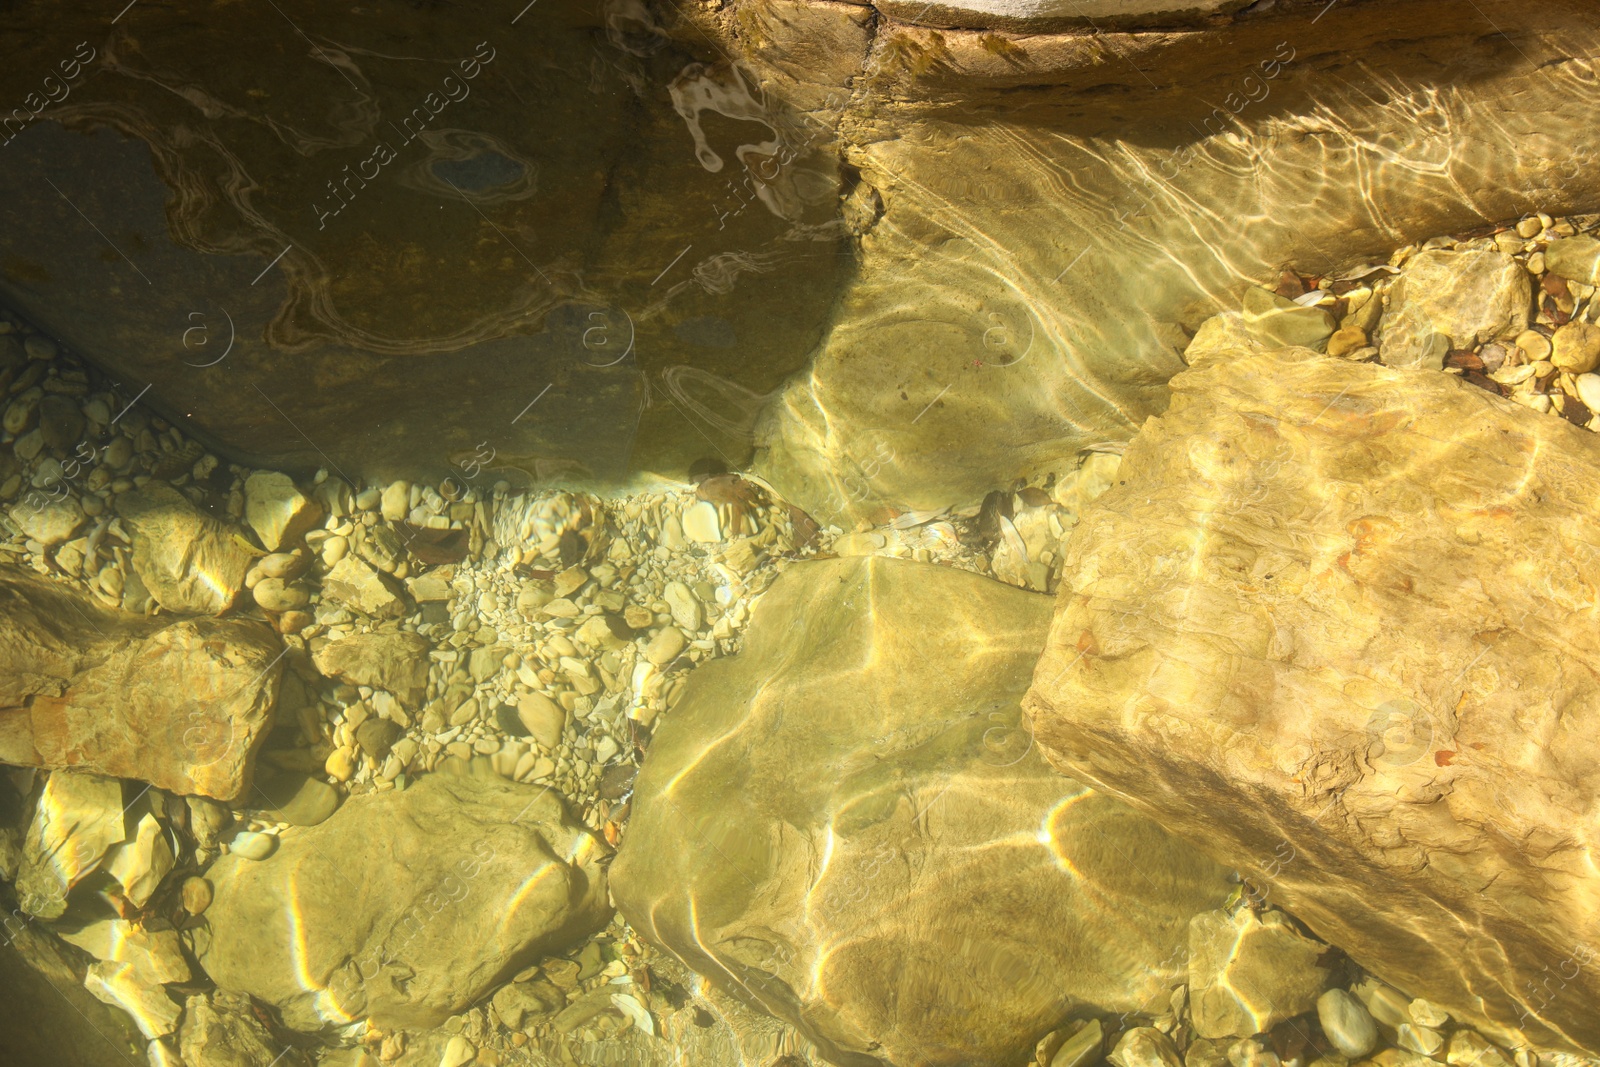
746,0 -> 1600,523
0,0 -> 848,483
0,567 -> 283,801
1026,342 -> 1600,1051
310,630 -> 430,710
1379,249 -> 1530,369
13,769 -> 126,918
179,990 -> 311,1067
1,5 -> 1600,1062
1187,907 -> 1330,1038
613,555 -> 1232,1067
196,767 -> 611,1032
114,485 -> 255,615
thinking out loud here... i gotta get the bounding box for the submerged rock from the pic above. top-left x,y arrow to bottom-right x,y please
1110,1027 -> 1184,1067
0,568 -> 283,801
1025,345 -> 1600,1051
37,394 -> 85,451
84,959 -> 182,1039
321,556 -> 406,619
8,496 -> 85,546
243,470 -> 320,552
59,919 -> 191,987
179,990 -> 310,1067
196,767 -> 610,1031
14,770 -> 125,918
104,811 -> 176,907
1379,248 -> 1529,368
0,920 -> 146,1066
255,768 -> 339,827
113,484 -> 255,614
1318,988 -> 1379,1059
310,630 -> 429,710
1447,1029 -> 1515,1067
1241,287 -> 1336,351
1188,907 -> 1329,1038
1542,235 -> 1600,287
1415,248 -> 1531,345
749,7 -> 1600,522
225,830 -> 276,861
612,555 -> 1231,1067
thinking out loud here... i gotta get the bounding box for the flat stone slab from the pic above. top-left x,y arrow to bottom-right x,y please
1026,345 -> 1600,1052
195,767 -> 611,1032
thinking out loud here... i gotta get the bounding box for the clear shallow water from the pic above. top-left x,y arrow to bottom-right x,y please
1,0 -> 1600,1065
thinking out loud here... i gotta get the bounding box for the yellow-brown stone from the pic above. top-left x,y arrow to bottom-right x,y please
1026,346 -> 1600,1052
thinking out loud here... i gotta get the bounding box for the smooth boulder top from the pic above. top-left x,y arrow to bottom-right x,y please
195,767 -> 611,1032
613,555 -> 1232,1067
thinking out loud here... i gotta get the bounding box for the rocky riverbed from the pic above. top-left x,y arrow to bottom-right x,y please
4,207 -> 1600,1067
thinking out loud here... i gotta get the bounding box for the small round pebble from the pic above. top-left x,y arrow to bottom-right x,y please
181,876 -> 213,915
228,831 -> 278,861
325,747 -> 355,782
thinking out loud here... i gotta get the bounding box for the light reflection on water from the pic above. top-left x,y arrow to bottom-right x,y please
2,0 -> 1600,1064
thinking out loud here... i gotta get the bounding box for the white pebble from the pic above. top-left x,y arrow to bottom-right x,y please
682,501 -> 721,543
1576,372 -> 1600,414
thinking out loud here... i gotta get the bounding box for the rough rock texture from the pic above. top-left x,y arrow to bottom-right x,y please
196,765 -> 611,1032
1545,236 -> 1600,286
105,810 -> 176,906
310,630 -> 429,709
59,919 -> 191,987
84,956 -> 182,1039
737,0 -> 1600,522
1,2 -> 1593,498
0,567 -> 283,801
1025,346 -> 1600,1051
876,0 -> 1248,32
113,485 -> 255,614
180,990 -> 311,1067
321,557 -> 406,619
8,496 -> 85,545
1379,249 -> 1530,369
1110,1028 -> 1184,1067
613,556 -> 1231,1067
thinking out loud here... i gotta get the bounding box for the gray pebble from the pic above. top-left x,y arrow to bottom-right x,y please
229,831 -> 277,861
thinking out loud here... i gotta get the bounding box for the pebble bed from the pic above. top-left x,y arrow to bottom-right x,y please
1263,210 -> 1600,423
